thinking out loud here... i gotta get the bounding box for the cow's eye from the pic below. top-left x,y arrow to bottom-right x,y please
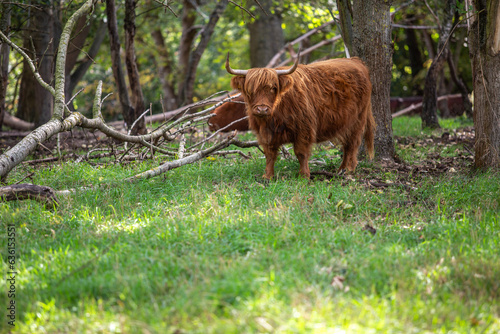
271,87 -> 277,94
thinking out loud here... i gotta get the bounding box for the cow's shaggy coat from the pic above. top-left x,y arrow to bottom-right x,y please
227,57 -> 375,179
208,95 -> 249,132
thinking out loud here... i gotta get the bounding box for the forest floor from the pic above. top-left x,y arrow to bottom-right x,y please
1,116 -> 499,333
0,117 -> 475,183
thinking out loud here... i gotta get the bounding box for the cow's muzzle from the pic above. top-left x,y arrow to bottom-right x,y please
253,105 -> 270,117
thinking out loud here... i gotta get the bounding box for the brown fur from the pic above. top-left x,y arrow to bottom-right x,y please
230,57 -> 375,179
208,95 -> 249,132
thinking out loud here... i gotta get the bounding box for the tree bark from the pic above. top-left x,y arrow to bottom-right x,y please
105,0 -> 135,131
0,184 -> 59,206
446,51 -> 473,117
421,0 -> 457,129
422,30 -> 436,59
63,15 -> 107,110
336,0 -> 354,57
2,112 -> 34,132
17,1 -> 55,127
248,0 -> 285,68
178,0 -> 198,82
352,0 -> 395,161
178,0 -> 228,105
469,0 -> 500,167
151,29 -> 177,111
0,2 -> 11,131
67,21 -> 107,109
124,0 -> 146,134
405,15 -> 424,95
65,15 -> 91,82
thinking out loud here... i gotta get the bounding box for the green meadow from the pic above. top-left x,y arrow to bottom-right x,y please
1,116 -> 499,333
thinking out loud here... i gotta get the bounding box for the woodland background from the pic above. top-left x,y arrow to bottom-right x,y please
0,0 -> 478,131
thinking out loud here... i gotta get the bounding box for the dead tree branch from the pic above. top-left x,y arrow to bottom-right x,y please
266,20 -> 336,68
0,0 -> 261,189
0,183 -> 59,206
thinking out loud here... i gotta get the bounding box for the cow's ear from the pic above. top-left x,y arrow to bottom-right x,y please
231,76 -> 245,92
278,76 -> 293,94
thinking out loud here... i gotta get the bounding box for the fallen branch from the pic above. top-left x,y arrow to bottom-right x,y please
266,20 -> 336,68
391,94 -> 462,118
0,0 -> 97,179
0,114 -> 86,179
23,156 -> 68,165
126,134 -> 259,182
126,132 -> 238,182
0,183 -> 59,206
2,112 -> 35,131
275,35 -> 342,68
212,149 -> 251,159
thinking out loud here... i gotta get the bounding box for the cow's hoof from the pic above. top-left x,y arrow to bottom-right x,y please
261,174 -> 273,184
259,176 -> 270,186
337,169 -> 346,176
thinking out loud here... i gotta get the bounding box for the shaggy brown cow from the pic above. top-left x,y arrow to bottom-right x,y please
226,54 -> 375,179
208,95 -> 249,132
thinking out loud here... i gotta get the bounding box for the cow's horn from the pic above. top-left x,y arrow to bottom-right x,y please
225,53 -> 248,76
275,49 -> 301,76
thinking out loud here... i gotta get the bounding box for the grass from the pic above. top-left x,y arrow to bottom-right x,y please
1,116 -> 499,333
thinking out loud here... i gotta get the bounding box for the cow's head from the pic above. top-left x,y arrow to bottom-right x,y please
226,53 -> 299,117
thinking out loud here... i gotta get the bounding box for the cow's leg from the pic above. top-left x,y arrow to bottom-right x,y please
262,145 -> 279,179
293,141 -> 313,179
339,136 -> 361,173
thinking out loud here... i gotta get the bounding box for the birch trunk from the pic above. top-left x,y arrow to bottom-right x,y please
0,0 -> 96,179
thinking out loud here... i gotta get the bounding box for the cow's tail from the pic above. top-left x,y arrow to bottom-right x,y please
364,100 -> 376,160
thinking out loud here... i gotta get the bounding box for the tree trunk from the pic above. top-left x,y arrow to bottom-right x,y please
422,30 -> 436,59
67,21 -> 107,109
352,0 -> 395,161
17,1 -> 55,127
64,15 -> 91,83
421,0 -> 457,129
336,0 -> 354,57
421,57 -> 446,128
446,51 -> 473,117
178,0 -> 228,105
405,15 -> 424,94
0,2 -> 11,131
124,0 -> 146,134
151,29 -> 177,111
105,0 -> 135,132
248,0 -> 285,68
0,0 -> 95,180
178,0 -> 198,83
63,14 -> 105,110
469,0 -> 500,168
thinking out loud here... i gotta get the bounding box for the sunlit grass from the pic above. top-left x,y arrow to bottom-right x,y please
0,116 -> 498,333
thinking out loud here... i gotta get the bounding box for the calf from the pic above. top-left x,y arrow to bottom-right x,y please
226,54 -> 375,179
208,95 -> 249,132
